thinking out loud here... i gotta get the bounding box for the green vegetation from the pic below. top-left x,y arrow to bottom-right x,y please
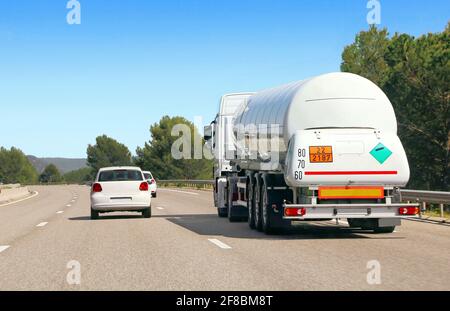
422,208 -> 450,219
341,23 -> 450,191
39,164 -> 63,183
0,147 -> 38,184
135,116 -> 213,180
63,167 -> 93,184
86,135 -> 133,175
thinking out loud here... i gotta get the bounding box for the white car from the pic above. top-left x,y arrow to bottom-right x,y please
143,171 -> 157,198
90,166 -> 152,219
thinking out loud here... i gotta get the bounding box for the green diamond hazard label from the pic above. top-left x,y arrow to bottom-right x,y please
370,143 -> 392,164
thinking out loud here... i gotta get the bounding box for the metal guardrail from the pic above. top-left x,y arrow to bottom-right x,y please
400,189 -> 450,219
157,180 -> 214,185
157,179 -> 214,190
400,190 -> 450,204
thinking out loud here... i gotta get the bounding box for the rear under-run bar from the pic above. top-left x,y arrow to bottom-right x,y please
283,203 -> 420,220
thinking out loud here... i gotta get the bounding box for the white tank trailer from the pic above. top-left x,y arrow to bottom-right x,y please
204,72 -> 419,234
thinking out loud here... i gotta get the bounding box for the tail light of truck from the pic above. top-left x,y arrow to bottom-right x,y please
139,182 -> 149,191
398,207 -> 419,215
285,207 -> 306,217
92,183 -> 102,193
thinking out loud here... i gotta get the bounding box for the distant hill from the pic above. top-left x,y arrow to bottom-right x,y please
27,156 -> 88,174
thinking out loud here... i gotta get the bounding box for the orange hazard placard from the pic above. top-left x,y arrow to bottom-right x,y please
309,146 -> 333,163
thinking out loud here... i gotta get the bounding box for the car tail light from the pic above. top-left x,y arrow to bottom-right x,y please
92,183 -> 102,193
139,182 -> 149,191
285,207 -> 306,217
398,207 -> 419,215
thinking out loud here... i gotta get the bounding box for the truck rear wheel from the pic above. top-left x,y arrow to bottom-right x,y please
218,207 -> 228,217
348,219 -> 396,234
261,183 -> 282,235
248,179 -> 256,229
227,180 -> 240,222
254,178 -> 263,231
373,226 -> 395,234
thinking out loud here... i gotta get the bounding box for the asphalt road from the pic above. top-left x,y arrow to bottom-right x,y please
0,185 -> 449,290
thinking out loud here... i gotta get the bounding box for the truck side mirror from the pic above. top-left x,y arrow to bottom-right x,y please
204,125 -> 213,140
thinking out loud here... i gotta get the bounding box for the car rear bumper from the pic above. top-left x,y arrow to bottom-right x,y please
91,193 -> 151,211
91,204 -> 150,212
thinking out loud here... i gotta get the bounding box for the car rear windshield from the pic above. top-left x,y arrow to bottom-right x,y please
143,173 -> 153,180
98,170 -> 143,182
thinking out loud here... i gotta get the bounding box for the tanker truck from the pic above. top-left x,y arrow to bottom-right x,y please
204,72 -> 419,234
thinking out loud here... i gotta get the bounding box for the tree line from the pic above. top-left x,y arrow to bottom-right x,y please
0,116 -> 212,185
0,147 -> 79,185
341,23 -> 449,191
85,116 -> 212,181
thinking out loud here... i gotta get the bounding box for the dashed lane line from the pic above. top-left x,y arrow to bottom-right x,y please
208,239 -> 232,249
0,245 -> 10,253
36,222 -> 48,227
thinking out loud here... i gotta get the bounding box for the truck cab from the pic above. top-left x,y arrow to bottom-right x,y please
204,93 -> 254,216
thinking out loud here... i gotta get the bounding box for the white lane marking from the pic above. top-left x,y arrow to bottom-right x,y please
0,245 -> 10,253
0,191 -> 39,207
159,189 -> 199,196
208,239 -> 232,249
56,211 -> 64,214
36,222 -> 48,227
156,207 -> 164,210
66,204 -> 72,207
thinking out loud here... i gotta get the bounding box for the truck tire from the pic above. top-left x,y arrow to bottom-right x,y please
373,226 -> 395,234
248,179 -> 256,229
254,178 -> 263,231
227,180 -> 240,222
348,219 -> 396,234
90,208 -> 99,220
261,183 -> 281,235
347,218 -> 359,228
218,207 -> 228,217
261,183 -> 272,234
142,206 -> 152,218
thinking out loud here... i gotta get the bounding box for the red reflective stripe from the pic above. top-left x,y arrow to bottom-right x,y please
305,171 -> 398,175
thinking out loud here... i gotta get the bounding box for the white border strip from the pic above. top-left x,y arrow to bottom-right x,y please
0,191 -> 39,207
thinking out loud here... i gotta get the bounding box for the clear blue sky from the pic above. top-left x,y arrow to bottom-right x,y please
0,0 -> 448,158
